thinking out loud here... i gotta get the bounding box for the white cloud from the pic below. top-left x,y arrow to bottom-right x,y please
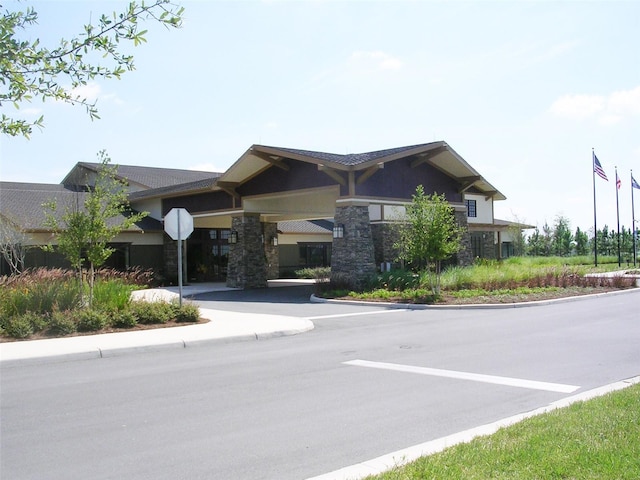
20,107 -> 43,117
349,51 -> 403,71
70,82 -> 102,101
549,85 -> 640,125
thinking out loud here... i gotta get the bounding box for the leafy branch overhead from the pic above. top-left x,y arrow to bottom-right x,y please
1,0 -> 184,138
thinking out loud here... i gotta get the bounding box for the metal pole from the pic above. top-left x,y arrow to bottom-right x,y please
177,209 -> 183,307
632,170 -> 637,267
616,167 -> 621,267
592,149 -> 598,267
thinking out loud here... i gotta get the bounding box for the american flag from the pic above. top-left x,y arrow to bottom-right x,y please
632,174 -> 640,190
593,153 -> 608,181
616,171 -> 621,190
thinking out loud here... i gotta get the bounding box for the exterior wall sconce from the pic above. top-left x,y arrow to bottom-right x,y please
229,230 -> 238,244
333,224 -> 344,239
271,236 -> 278,246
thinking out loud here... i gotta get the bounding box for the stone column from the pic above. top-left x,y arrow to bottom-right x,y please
454,209 -> 473,266
263,222 -> 279,279
226,214 -> 267,289
331,204 -> 376,290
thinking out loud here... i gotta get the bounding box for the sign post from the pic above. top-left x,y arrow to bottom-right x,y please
163,208 -> 194,306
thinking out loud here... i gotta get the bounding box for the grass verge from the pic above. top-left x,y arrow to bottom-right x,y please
366,382 -> 640,480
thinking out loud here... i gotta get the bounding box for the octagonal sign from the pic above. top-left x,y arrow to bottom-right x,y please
164,208 -> 194,241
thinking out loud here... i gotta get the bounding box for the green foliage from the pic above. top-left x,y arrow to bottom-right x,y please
43,151 -> 149,307
295,267 -> 331,280
1,1 -> 184,138
92,279 -> 134,311
0,268 -> 81,317
373,270 -> 420,291
394,186 -> 464,294
47,310 -> 77,336
130,300 -> 174,324
3,314 -> 34,339
111,310 -> 138,329
174,302 -> 200,323
75,309 -> 109,332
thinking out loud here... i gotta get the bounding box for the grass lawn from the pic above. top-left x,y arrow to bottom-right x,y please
366,382 -> 640,479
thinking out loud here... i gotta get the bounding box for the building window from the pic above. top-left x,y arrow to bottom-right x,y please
465,199 -> 477,218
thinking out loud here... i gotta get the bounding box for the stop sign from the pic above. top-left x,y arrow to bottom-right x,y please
164,208 -> 194,240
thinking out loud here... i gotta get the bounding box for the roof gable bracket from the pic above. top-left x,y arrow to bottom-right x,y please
409,147 -> 447,169
484,190 -> 497,200
318,165 -> 347,186
252,151 -> 290,171
458,175 -> 482,193
216,181 -> 240,200
356,162 -> 384,185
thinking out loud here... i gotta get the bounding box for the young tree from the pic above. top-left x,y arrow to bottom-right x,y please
574,227 -> 589,256
1,1 -> 183,138
43,151 -> 148,306
0,217 -> 29,275
526,226 -> 543,256
394,185 -> 464,295
552,215 -> 573,256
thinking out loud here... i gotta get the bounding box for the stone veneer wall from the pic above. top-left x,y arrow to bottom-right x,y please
454,210 -> 474,266
371,223 -> 400,269
226,214 -> 267,288
331,205 -> 376,289
482,231 -> 497,260
263,222 -> 279,280
163,234 -> 187,284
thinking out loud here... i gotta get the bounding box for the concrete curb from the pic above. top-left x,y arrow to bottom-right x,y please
0,309 -> 315,367
310,286 -> 640,310
306,375 -> 640,480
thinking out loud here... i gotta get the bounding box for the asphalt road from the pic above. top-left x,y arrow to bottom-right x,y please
2,287 -> 639,480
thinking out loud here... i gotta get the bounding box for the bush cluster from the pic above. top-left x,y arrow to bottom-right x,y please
0,268 -> 200,340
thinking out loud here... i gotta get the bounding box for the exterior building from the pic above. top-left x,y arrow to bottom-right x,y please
0,141 -> 525,286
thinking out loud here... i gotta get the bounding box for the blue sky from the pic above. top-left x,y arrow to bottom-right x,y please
2,0 -> 639,235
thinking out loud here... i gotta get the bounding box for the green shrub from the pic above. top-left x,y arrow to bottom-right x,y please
48,310 -> 77,336
175,303 -> 200,323
92,279 -> 134,311
111,310 -> 138,328
295,266 -> 330,279
130,301 -> 174,324
4,314 -> 35,339
75,309 -> 109,332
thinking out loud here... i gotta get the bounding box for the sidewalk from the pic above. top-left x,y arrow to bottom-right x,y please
0,282 -> 315,367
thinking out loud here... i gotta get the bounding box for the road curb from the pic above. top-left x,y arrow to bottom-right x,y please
306,375 -> 640,480
0,320 -> 315,367
310,286 -> 640,310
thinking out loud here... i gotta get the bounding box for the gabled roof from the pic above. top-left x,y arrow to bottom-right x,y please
62,162 -> 222,191
128,177 -> 219,201
219,142 -> 506,201
0,182 -> 161,232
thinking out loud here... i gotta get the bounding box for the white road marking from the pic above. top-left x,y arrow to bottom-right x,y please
343,359 -> 580,393
305,309 -> 410,321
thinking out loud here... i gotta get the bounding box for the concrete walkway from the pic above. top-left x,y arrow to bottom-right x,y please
0,281 -> 315,366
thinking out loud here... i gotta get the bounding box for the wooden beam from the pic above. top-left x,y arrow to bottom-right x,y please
484,190 -> 498,200
318,165 -> 346,186
356,163 -> 384,185
458,175 -> 482,193
410,146 -> 447,168
252,150 -> 290,171
216,181 -> 240,199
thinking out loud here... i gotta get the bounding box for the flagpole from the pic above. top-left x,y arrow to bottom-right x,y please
633,169 -> 637,267
592,149 -> 598,267
616,167 -> 621,266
